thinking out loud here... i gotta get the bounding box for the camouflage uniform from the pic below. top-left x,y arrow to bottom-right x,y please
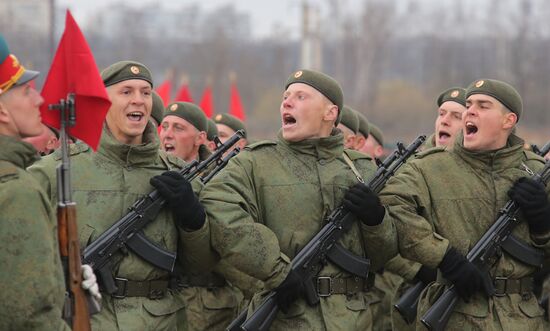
0,136 -> 70,331
178,143 -> 248,331
29,123 -> 216,331
381,134 -> 550,330
200,130 -> 397,330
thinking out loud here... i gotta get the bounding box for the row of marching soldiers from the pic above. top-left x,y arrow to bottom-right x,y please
1,30 -> 550,331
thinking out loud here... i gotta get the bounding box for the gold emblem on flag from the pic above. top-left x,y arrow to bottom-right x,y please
450,90 -> 459,98
294,70 -> 303,78
475,80 -> 484,88
130,66 -> 140,74
215,114 -> 222,121
170,104 -> 178,111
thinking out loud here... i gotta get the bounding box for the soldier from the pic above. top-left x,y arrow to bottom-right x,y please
205,118 -> 219,152
353,109 -> 369,151
381,79 -> 550,330
160,101 -> 210,163
159,103 -> 246,331
361,123 -> 385,159
337,105 -> 360,149
30,61 -> 216,330
213,112 -> 248,151
0,34 -> 99,330
423,87 -> 467,149
23,123 -> 60,155
200,69 -> 397,330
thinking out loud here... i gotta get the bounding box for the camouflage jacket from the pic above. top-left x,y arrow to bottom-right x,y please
0,135 -> 70,331
29,123 -> 217,331
200,130 -> 397,330
380,133 -> 550,329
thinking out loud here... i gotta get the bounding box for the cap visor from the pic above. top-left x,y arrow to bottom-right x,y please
14,69 -> 39,86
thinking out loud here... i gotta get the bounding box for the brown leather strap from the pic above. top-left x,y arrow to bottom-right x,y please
316,274 -> 375,297
111,277 -> 170,299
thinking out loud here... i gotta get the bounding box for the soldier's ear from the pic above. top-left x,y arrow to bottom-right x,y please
195,130 -> 207,146
502,111 -> 517,130
323,104 -> 338,122
0,95 -> 11,125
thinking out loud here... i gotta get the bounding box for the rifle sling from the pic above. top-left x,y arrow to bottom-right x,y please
501,234 -> 545,268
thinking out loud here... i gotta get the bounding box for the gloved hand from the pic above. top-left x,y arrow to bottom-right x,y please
81,264 -> 101,302
275,270 -> 304,310
150,171 -> 205,230
343,183 -> 385,226
508,177 -> 550,234
439,247 -> 488,300
414,265 -> 437,285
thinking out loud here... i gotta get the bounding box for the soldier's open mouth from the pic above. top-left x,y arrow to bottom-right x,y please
128,111 -> 144,122
282,113 -> 297,126
465,122 -> 478,136
164,143 -> 175,152
438,131 -> 450,140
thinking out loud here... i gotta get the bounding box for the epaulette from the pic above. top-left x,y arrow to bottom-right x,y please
0,160 -> 19,182
415,146 -> 447,159
343,149 -> 372,161
245,140 -> 277,151
53,142 -> 91,161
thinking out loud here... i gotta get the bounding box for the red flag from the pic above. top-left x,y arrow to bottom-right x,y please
40,10 -> 111,151
199,86 -> 214,118
155,79 -> 172,106
229,82 -> 246,121
175,75 -> 193,102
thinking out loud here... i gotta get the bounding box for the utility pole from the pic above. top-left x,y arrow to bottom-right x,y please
300,1 -> 322,70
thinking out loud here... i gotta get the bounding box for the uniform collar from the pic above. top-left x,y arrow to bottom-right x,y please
454,131 -> 525,170
97,121 -> 160,167
277,128 -> 344,160
0,135 -> 39,168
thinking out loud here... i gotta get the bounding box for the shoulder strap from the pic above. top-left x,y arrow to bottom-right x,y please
343,152 -> 364,183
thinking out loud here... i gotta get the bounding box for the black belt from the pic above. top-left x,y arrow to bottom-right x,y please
177,273 -> 226,288
316,273 -> 375,297
493,276 -> 534,299
111,277 -> 171,299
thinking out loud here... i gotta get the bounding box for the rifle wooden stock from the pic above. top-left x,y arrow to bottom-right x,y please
59,204 -> 91,331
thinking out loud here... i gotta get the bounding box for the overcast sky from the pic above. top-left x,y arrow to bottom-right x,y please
57,0 -> 307,39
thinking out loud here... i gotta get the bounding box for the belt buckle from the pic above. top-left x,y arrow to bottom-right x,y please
112,277 -> 128,299
493,276 -> 507,297
317,276 -> 332,297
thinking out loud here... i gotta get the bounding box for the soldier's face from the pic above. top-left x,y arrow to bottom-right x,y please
105,79 -> 152,145
280,83 -> 336,142
464,94 -> 517,152
434,101 -> 466,147
160,115 -> 204,162
0,82 -> 44,138
337,123 -> 357,149
216,123 -> 236,144
22,123 -> 59,155
360,135 -> 384,159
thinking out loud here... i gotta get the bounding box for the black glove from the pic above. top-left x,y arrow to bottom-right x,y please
275,270 -> 304,310
439,247 -> 488,301
150,171 -> 205,231
343,183 -> 385,226
508,177 -> 550,234
414,265 -> 437,285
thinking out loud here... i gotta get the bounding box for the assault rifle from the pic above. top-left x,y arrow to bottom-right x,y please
532,141 -> 550,158
82,130 -> 245,294
420,159 -> 550,331
232,135 -> 426,331
395,143 -> 550,325
52,94 -> 100,331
